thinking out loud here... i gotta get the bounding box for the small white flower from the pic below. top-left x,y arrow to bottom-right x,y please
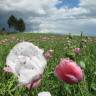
6,42 -> 47,85
38,92 -> 51,96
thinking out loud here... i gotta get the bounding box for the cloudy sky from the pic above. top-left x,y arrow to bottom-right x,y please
0,0 -> 96,36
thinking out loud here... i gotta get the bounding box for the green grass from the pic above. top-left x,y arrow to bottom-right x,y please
0,33 -> 96,96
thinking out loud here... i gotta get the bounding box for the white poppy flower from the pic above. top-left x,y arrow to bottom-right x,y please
38,92 -> 51,96
5,42 -> 47,85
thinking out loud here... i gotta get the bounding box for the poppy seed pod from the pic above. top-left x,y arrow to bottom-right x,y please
54,58 -> 84,84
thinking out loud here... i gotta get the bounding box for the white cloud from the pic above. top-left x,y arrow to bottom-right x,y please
0,0 -> 58,14
79,0 -> 96,17
0,0 -> 96,35
38,17 -> 96,35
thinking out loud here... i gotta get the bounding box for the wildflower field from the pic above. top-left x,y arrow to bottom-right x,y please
0,33 -> 96,96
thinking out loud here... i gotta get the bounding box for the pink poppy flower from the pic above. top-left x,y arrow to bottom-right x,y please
54,58 -> 84,84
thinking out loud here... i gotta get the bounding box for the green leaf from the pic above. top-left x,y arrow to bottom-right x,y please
79,61 -> 86,69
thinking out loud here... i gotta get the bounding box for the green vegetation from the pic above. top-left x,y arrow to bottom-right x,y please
0,33 -> 96,96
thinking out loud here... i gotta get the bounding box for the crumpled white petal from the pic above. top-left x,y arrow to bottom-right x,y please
6,41 -> 47,84
38,92 -> 51,96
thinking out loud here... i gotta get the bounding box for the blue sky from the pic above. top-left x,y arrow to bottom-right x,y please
56,0 -> 80,9
0,0 -> 96,36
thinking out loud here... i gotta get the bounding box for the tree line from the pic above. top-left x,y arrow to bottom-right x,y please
7,15 -> 25,32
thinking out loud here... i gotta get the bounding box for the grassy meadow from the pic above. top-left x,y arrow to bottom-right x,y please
0,33 -> 96,96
